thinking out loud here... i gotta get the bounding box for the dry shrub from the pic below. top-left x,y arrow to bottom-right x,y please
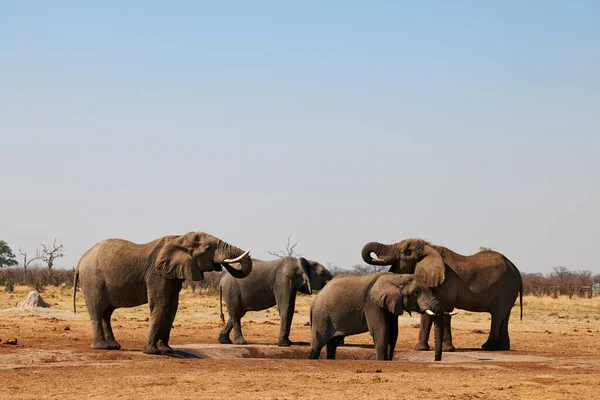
0,267 -> 74,291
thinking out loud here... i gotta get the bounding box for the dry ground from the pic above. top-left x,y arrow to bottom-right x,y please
1,285 -> 599,399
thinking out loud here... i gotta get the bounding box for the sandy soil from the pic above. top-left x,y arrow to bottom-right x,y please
1,285 -> 599,399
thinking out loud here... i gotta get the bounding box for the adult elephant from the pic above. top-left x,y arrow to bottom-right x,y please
73,232 -> 252,355
361,239 -> 522,351
218,257 -> 333,346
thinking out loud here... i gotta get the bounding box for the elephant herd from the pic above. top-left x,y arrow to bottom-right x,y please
73,232 -> 523,361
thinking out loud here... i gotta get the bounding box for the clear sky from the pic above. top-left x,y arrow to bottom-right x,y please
1,2 -> 599,274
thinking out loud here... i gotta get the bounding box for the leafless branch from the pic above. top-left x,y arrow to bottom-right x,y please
265,235 -> 301,258
18,246 -> 42,271
40,238 -> 65,270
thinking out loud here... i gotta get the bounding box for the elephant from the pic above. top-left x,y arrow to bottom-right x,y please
218,257 -> 333,346
362,239 -> 523,351
73,232 -> 252,355
309,272 -> 449,361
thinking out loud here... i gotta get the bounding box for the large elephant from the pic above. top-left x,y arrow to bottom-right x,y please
73,232 -> 252,355
362,239 -> 523,351
309,272 -> 448,361
218,257 -> 333,346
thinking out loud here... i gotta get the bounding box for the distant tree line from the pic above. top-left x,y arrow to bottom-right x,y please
1,238 -> 599,297
522,267 -> 600,298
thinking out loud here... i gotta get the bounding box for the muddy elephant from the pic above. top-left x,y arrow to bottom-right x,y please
309,272 -> 449,361
73,232 -> 252,354
362,239 -> 523,351
218,257 -> 333,346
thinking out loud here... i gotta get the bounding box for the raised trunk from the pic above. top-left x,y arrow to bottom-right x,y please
433,314 -> 444,361
215,241 -> 252,278
361,242 -> 397,265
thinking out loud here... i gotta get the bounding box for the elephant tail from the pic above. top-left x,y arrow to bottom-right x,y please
219,284 -> 224,322
73,267 -> 79,314
519,283 -> 523,321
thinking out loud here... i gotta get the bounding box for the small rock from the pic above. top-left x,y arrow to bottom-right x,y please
375,369 -> 382,373
144,317 -> 149,322
303,322 -> 310,326
545,330 -> 552,334
64,326 -> 70,331
3,338 -> 18,345
472,329 -> 486,334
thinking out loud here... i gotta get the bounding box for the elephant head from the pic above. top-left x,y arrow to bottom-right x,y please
298,258 -> 334,292
369,273 -> 449,361
361,239 -> 445,287
155,232 -> 252,281
369,274 -> 443,317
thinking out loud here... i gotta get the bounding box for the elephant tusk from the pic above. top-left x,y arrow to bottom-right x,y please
370,253 -> 387,263
223,249 -> 251,264
425,309 -> 436,316
444,311 -> 458,316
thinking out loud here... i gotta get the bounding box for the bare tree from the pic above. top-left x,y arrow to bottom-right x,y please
18,246 -> 42,274
40,238 -> 65,270
265,235 -> 301,258
479,246 -> 493,252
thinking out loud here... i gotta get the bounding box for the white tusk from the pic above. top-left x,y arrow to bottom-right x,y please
444,311 -> 458,316
425,309 -> 436,316
372,257 -> 386,263
223,248 -> 251,264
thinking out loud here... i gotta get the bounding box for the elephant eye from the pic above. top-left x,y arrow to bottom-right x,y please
414,288 -> 421,295
404,249 -> 412,256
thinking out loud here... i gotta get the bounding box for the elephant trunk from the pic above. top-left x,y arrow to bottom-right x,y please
215,241 -> 252,279
433,314 -> 444,361
361,242 -> 397,266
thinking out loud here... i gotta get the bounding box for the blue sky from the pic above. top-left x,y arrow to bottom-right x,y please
1,1 -> 599,273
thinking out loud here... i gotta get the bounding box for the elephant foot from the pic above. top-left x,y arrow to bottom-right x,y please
233,337 -> 247,345
142,344 -> 162,355
413,342 -> 430,351
443,343 -> 456,352
278,338 -> 293,347
106,340 -> 121,350
218,334 -> 233,344
91,340 -> 115,350
482,340 -> 510,351
157,340 -> 173,354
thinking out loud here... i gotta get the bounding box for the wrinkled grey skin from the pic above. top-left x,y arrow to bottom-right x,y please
309,273 -> 445,361
362,239 -> 523,351
73,232 -> 252,355
218,257 -> 333,346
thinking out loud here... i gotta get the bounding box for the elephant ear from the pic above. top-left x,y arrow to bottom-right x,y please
369,275 -> 404,315
414,245 -> 445,287
155,234 -> 204,281
297,257 -> 313,295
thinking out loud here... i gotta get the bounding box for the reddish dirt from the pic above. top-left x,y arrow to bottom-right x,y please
1,286 -> 599,399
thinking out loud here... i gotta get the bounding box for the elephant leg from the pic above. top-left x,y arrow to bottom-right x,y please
373,333 -> 390,360
414,313 -> 433,351
89,305 -> 111,350
482,309 -> 504,351
498,313 -> 511,350
101,306 -> 121,350
387,315 -> 398,360
276,292 -> 296,347
84,286 -> 112,350
232,313 -> 247,345
309,342 -> 324,359
326,336 -> 344,360
442,314 -> 455,352
218,318 -> 234,344
143,283 -> 177,355
157,292 -> 179,353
